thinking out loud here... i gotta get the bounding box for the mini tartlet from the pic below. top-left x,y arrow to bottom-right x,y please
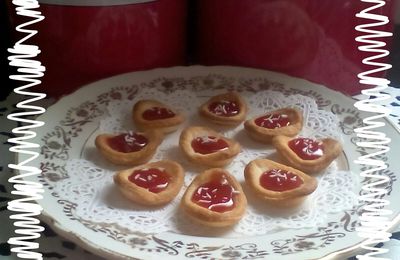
272,135 -> 342,174
132,100 -> 185,134
244,159 -> 317,208
179,126 -> 241,167
114,160 -> 185,206
199,92 -> 248,126
180,168 -> 247,227
244,108 -> 303,143
95,130 -> 162,166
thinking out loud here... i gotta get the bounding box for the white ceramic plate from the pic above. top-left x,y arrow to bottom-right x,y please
21,66 -> 400,259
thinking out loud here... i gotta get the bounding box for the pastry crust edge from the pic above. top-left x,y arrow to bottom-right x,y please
180,168 -> 247,227
95,130 -> 163,166
244,108 -> 303,143
179,126 -> 241,167
244,159 -> 317,208
272,135 -> 342,174
132,100 -> 185,134
114,160 -> 185,206
199,92 -> 248,126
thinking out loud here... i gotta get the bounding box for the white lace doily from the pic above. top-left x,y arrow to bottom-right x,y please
55,90 -> 359,237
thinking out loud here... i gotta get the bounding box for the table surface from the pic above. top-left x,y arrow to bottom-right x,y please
1,86 -> 400,260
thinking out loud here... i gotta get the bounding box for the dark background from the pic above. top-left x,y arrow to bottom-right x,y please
1,1 -> 14,101
388,26 -> 400,87
1,1 -> 399,102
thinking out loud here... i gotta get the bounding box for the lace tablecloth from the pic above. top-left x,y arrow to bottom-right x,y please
1,87 -> 399,260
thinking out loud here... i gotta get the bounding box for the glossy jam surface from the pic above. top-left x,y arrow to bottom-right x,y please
288,137 -> 324,160
142,106 -> 175,120
191,136 -> 229,154
191,175 -> 237,212
128,168 -> 169,193
208,100 -> 240,117
107,131 -> 148,153
260,169 -> 303,192
255,113 -> 290,129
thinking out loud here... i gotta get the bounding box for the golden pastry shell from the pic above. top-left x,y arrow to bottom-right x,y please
244,107 -> 303,143
95,130 -> 163,166
199,92 -> 248,126
132,100 -> 185,134
244,159 -> 317,208
179,126 -> 241,167
114,160 -> 185,206
272,135 -> 342,174
180,168 -> 247,227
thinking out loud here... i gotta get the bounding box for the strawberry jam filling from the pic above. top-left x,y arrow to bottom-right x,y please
108,132 -> 148,153
128,168 -> 169,193
288,137 -> 324,160
208,100 -> 240,117
142,106 -> 175,120
192,175 -> 237,212
255,113 -> 290,129
260,169 -> 303,192
191,136 -> 229,154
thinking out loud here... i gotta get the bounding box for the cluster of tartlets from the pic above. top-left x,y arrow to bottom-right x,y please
95,92 -> 342,227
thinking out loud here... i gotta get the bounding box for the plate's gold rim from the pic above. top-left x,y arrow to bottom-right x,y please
318,213 -> 400,260
36,208 -> 400,260
38,212 -> 138,260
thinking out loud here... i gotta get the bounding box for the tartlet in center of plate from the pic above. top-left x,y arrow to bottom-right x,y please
179,126 -> 240,167
244,107 -> 303,143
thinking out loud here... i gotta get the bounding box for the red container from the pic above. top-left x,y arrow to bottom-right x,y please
196,0 -> 396,95
8,0 -> 187,97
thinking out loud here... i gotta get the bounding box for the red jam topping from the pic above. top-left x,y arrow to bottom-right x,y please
142,106 -> 175,120
107,131 -> 148,153
191,136 -> 229,154
191,176 -> 237,212
288,137 -> 324,160
208,100 -> 240,117
260,169 -> 303,192
255,113 -> 290,129
128,168 -> 169,193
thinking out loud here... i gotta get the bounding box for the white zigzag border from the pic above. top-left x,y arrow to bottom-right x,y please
7,1 -> 46,259
354,0 -> 394,259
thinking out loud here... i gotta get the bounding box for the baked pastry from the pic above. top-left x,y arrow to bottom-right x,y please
244,108 -> 303,143
114,160 -> 184,206
244,159 -> 317,208
180,168 -> 247,227
272,136 -> 342,174
132,100 -> 185,134
199,92 -> 247,126
95,130 -> 162,166
179,126 -> 240,167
